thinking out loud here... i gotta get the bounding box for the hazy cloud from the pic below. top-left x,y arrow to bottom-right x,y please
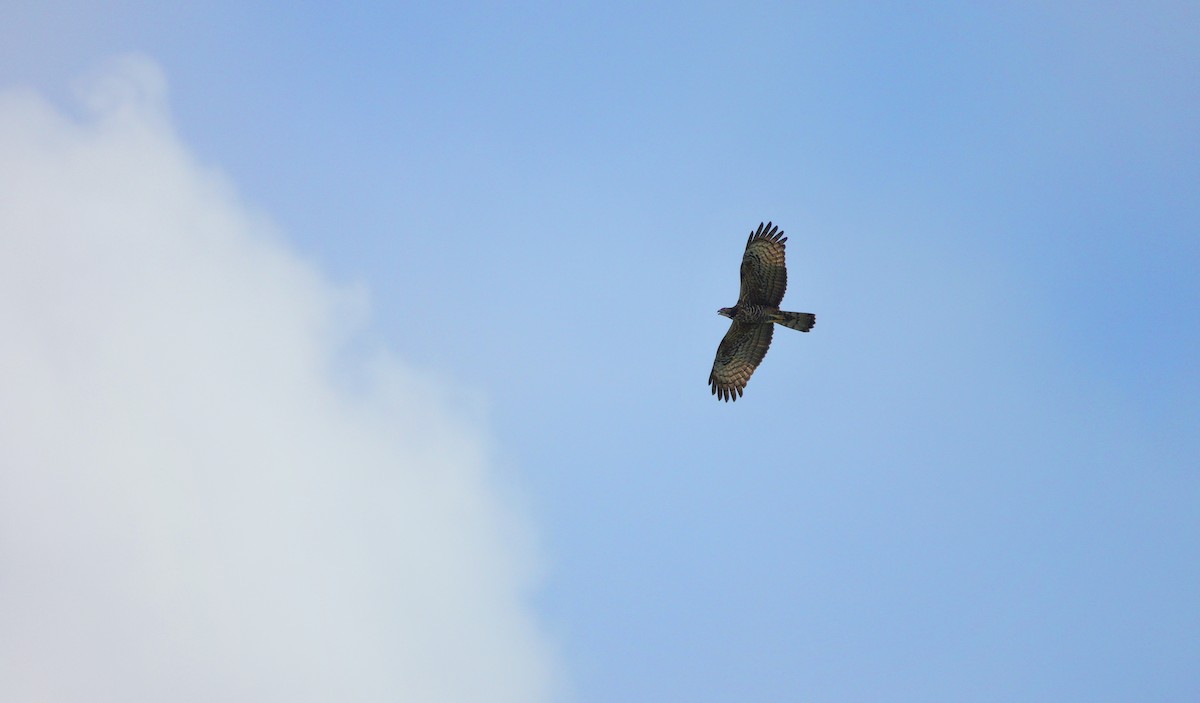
0,56 -> 554,702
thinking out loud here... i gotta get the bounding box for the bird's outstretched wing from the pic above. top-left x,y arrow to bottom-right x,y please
708,321 -> 774,401
738,221 -> 788,307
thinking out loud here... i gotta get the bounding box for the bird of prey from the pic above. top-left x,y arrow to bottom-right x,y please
709,222 -> 815,401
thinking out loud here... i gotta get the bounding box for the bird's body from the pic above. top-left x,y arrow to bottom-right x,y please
721,303 -> 773,324
709,222 -> 815,401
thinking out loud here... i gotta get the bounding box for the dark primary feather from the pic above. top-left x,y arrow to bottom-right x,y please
708,321 -> 774,401
738,221 -> 788,307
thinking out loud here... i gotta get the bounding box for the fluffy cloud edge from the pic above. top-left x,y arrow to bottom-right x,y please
0,55 -> 558,703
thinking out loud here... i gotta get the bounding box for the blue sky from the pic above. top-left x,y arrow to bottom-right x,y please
2,3 -> 1197,701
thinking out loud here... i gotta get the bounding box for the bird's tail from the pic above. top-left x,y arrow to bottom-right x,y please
773,311 -> 816,332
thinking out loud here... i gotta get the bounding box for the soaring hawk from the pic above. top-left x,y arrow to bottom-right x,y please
709,222 -> 815,401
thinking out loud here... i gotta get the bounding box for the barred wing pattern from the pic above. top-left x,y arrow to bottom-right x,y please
708,321 -> 774,401
738,222 -> 788,306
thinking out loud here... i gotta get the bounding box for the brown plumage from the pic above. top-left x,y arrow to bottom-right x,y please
709,222 -> 815,401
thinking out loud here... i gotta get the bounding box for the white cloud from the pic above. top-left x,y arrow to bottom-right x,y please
0,56 -> 555,703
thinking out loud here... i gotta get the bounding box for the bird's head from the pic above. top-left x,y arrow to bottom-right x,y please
717,306 -> 736,319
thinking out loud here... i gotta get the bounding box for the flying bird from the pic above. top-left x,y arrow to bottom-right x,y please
709,222 -> 815,401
